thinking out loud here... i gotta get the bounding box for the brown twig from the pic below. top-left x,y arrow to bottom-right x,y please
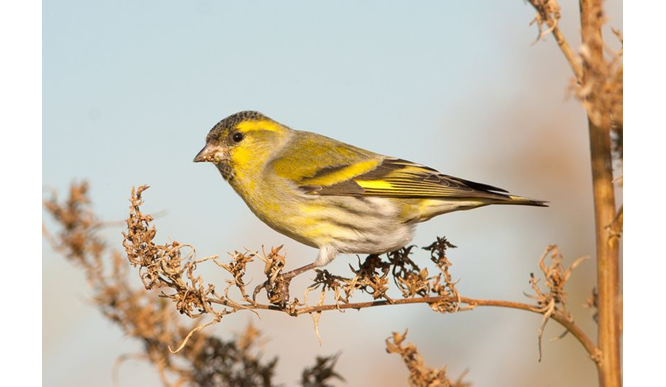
527,0 -> 584,83
208,294 -> 598,361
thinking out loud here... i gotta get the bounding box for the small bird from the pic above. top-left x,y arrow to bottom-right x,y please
194,111 -> 546,281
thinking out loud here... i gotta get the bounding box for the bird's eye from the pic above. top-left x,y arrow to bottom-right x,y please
232,132 -> 244,143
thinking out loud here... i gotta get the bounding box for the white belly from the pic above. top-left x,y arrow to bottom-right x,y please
332,222 -> 416,254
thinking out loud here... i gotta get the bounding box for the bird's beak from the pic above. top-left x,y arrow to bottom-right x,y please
193,143 -> 223,163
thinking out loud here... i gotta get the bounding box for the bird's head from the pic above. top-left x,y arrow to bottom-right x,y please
194,111 -> 290,180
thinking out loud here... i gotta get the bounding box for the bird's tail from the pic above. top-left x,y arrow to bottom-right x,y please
413,195 -> 548,222
495,195 -> 549,207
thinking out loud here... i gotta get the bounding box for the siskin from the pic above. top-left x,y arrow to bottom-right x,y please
194,111 -> 546,279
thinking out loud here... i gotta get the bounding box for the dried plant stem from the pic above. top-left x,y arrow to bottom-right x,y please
551,28 -> 584,83
210,295 -> 598,360
462,297 -> 598,362
587,115 -> 621,386
527,0 -> 584,83
579,1 -> 622,386
553,27 -> 583,83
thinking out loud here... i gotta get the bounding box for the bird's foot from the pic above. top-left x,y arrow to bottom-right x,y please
252,262 -> 318,308
253,273 -> 293,308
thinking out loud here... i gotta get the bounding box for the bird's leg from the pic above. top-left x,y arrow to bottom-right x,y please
276,246 -> 338,299
253,247 -> 337,307
280,262 -> 319,282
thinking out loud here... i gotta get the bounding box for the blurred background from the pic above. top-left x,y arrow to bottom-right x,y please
43,1 -> 622,386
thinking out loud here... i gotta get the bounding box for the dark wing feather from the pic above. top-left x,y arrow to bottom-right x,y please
307,158 -> 514,201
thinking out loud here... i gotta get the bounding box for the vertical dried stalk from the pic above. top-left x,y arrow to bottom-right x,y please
579,1 -> 622,386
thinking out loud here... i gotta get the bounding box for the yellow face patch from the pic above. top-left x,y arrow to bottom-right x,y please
230,143 -> 254,173
227,119 -> 286,183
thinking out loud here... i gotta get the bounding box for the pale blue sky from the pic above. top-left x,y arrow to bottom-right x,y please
43,1 -> 622,386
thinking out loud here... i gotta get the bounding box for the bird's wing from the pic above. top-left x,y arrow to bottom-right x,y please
303,158 -> 513,200
270,133 -> 512,201
270,130 -> 382,187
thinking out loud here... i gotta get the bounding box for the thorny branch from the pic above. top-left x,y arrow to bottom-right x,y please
525,246 -> 590,361
44,182 -> 342,387
122,185 -> 598,365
